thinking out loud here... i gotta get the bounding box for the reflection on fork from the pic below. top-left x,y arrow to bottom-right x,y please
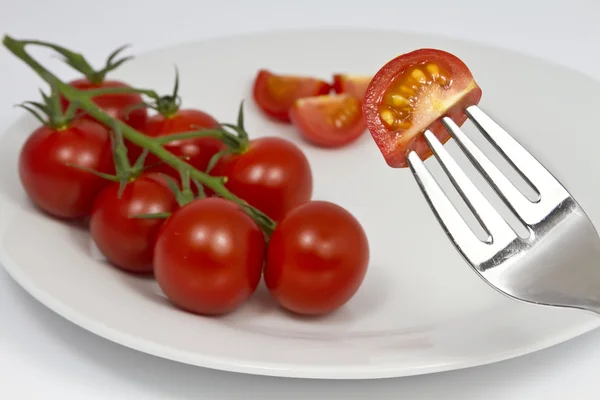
407,106 -> 600,315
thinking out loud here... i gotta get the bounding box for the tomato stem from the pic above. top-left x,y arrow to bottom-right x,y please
12,39 -> 134,84
2,35 -> 276,236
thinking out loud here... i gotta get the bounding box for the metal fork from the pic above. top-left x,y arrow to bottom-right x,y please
407,106 -> 600,315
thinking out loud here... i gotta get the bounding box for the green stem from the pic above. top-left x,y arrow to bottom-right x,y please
154,128 -> 241,148
82,86 -> 159,99
3,35 -> 275,236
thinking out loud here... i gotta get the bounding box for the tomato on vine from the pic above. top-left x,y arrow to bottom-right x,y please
154,197 -> 266,316
264,201 -> 370,315
127,71 -> 226,178
38,42 -> 149,130
18,89 -> 113,219
210,104 -> 313,222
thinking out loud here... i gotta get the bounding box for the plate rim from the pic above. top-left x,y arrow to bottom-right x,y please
2,27 -> 599,379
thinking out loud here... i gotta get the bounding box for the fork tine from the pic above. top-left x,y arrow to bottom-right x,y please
462,106 -> 569,224
441,116 -> 536,224
423,130 -> 516,245
407,151 -> 502,265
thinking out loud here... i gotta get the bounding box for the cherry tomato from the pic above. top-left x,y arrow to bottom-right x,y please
253,69 -> 331,123
139,109 -> 226,177
90,173 -> 178,274
18,119 -> 113,219
62,79 -> 147,130
211,137 -> 313,222
363,49 -> 482,168
154,198 -> 266,316
264,201 -> 369,316
332,74 -> 373,101
289,93 -> 367,148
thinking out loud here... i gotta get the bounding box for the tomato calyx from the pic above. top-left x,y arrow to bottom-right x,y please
29,40 -> 133,85
17,87 -> 79,131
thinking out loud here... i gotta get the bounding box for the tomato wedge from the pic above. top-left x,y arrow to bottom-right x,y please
363,49 -> 482,168
333,74 -> 372,101
289,93 -> 366,148
253,69 -> 331,122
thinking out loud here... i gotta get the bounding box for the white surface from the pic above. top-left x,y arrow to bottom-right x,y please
2,0 -> 600,398
4,28 -> 600,380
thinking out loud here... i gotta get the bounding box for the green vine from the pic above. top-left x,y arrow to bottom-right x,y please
2,35 -> 276,236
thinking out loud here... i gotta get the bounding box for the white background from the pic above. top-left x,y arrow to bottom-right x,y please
1,0 -> 600,398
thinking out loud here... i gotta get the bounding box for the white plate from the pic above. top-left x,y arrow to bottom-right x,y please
1,28 -> 599,379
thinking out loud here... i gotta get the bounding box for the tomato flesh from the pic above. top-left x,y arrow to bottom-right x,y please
332,74 -> 372,101
289,93 -> 366,147
253,69 -> 331,123
363,49 -> 482,168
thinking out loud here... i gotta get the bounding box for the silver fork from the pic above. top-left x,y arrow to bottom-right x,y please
407,105 -> 600,315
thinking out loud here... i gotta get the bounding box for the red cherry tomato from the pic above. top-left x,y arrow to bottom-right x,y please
154,198 -> 266,316
289,93 -> 367,148
211,137 -> 313,222
264,201 -> 369,316
18,119 -> 113,219
363,48 -> 482,168
332,74 -> 373,101
62,79 -> 147,130
90,173 -> 178,274
253,69 -> 331,123
139,109 -> 226,177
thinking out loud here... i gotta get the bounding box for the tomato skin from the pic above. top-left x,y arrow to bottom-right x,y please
253,69 -> 331,123
264,201 -> 369,316
211,137 -> 313,222
18,119 -> 113,219
332,74 -> 372,101
63,79 -> 147,130
289,93 -> 367,148
138,109 -> 226,176
363,49 -> 482,168
154,198 -> 266,316
90,174 -> 178,274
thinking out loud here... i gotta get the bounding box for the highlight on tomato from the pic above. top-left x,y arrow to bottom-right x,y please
289,93 -> 367,148
363,48 -> 482,168
264,201 -> 370,316
18,90 -> 113,219
154,197 -> 266,316
253,69 -> 331,122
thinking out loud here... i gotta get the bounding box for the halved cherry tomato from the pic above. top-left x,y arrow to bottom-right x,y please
363,49 -> 482,168
253,69 -> 331,122
289,93 -> 366,148
62,79 -> 147,131
332,74 -> 372,101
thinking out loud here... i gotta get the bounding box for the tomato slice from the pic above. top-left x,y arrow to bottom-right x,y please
289,93 -> 366,148
253,69 -> 331,123
363,49 -> 482,168
332,74 -> 373,101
